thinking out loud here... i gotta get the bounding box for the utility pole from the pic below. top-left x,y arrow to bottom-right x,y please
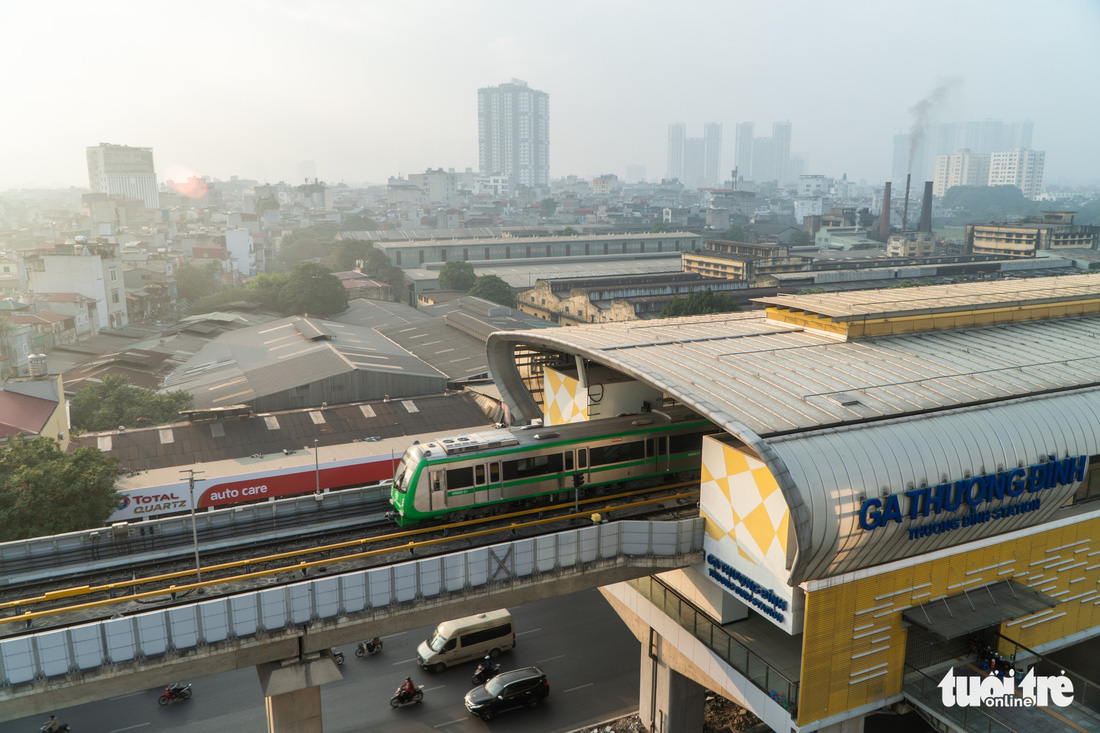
180,468 -> 204,583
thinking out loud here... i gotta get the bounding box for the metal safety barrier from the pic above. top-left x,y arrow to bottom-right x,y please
0,518 -> 703,687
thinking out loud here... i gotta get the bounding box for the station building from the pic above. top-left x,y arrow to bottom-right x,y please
486,273 -> 1100,732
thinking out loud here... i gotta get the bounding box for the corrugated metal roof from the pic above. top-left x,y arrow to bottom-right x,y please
755,272 -> 1100,321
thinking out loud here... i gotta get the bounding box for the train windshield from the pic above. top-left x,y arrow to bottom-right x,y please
392,448 -> 421,494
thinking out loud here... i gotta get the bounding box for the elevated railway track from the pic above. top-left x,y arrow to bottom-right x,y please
0,481 -> 699,637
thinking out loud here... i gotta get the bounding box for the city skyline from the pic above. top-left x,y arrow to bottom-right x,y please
2,0 -> 1098,190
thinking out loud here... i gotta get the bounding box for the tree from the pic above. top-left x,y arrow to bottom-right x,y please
650,221 -> 669,233
722,225 -> 745,241
278,261 -> 349,316
275,226 -> 339,271
70,374 -> 194,432
331,239 -> 373,272
941,185 -> 1038,222
174,261 -> 221,303
342,214 -> 380,231
468,274 -> 516,307
788,229 -> 813,246
245,273 -> 291,310
438,261 -> 477,291
560,226 -> 578,236
357,247 -> 407,298
660,289 -> 741,318
540,198 -> 558,216
0,435 -> 122,541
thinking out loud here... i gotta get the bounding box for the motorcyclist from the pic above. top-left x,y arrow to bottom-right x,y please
366,636 -> 381,652
42,715 -> 60,733
398,676 -> 415,701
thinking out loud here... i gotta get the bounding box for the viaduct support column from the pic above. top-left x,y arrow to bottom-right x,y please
257,650 -> 343,733
638,631 -> 705,733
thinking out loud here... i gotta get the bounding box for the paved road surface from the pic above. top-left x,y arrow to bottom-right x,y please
1,589 -> 640,733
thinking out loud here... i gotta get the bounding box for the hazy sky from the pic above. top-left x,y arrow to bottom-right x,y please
3,0 -> 1098,190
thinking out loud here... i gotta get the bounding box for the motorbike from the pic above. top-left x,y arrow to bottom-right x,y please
471,657 -> 501,686
158,682 -> 193,706
332,648 -> 345,666
356,637 -> 383,657
390,684 -> 425,707
40,724 -> 70,732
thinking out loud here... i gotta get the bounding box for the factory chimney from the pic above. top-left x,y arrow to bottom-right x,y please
902,173 -> 912,231
919,181 -> 934,233
879,181 -> 892,241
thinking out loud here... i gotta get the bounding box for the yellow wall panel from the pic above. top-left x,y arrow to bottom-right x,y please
799,514 -> 1100,727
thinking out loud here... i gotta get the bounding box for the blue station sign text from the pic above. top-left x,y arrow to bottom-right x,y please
859,455 -> 1087,532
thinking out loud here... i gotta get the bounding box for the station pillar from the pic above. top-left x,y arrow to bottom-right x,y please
256,650 -> 343,733
639,637 -> 706,733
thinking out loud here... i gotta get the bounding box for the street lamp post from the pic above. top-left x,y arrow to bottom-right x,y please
180,468 -> 204,583
314,439 -> 321,496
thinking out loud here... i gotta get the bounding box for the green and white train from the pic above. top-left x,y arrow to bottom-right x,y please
389,408 -> 716,525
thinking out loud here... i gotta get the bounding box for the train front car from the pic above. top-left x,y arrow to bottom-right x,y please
389,409 -> 713,527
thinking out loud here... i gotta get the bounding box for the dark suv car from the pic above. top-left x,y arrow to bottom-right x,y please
464,666 -> 549,720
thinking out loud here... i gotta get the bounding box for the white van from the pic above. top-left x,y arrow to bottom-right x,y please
416,609 -> 514,671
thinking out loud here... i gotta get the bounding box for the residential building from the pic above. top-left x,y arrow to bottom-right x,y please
21,240 -> 127,329
478,79 -> 550,188
24,293 -> 99,340
885,231 -> 936,258
667,123 -> 686,180
966,211 -> 1099,258
682,240 -> 809,282
988,147 -> 1046,199
745,121 -> 792,183
408,168 -> 462,206
933,149 -> 991,197
0,373 -> 69,450
224,228 -> 257,279
892,119 -> 1035,186
86,143 -> 160,209
0,255 -> 22,294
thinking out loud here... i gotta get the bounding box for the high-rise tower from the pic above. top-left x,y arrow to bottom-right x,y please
667,123 -> 686,180
477,80 -> 550,189
86,143 -> 159,209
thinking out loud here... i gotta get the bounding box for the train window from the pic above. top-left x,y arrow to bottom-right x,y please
475,464 -> 486,486
669,432 -> 705,454
658,437 -> 667,456
447,466 -> 474,489
564,451 -> 574,471
646,439 -> 654,457
490,462 -> 500,483
431,470 -> 444,492
590,441 -> 645,466
502,453 -> 564,480
578,449 -> 587,469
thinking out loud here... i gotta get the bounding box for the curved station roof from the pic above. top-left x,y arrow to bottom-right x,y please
487,274 -> 1100,584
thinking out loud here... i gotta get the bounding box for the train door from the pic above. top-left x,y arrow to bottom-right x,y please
657,436 -> 668,472
429,469 -> 445,512
475,462 -> 503,504
646,438 -> 655,474
577,448 -> 588,485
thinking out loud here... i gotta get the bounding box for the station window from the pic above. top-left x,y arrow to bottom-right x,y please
1073,456 -> 1100,504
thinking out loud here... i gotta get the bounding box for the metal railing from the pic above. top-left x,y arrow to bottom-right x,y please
904,663 -> 1023,733
996,633 -> 1100,714
628,575 -> 798,715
